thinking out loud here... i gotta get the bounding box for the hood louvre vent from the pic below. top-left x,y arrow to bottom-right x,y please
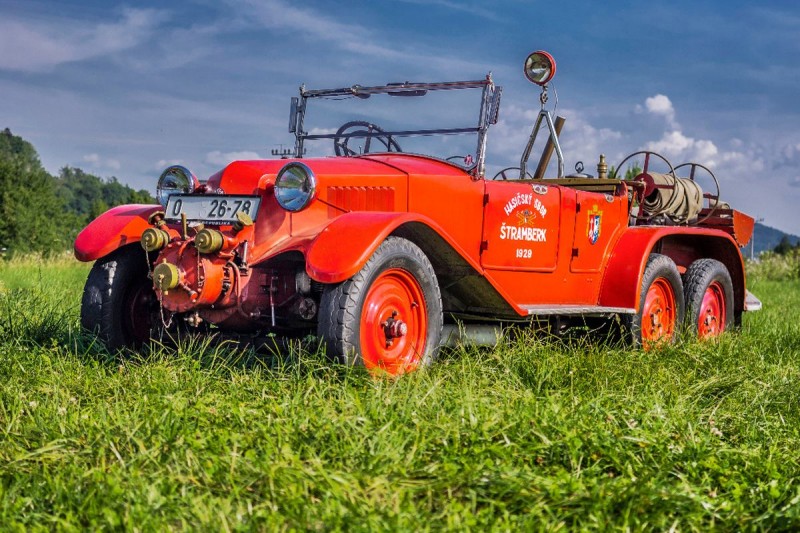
327,186 -> 395,216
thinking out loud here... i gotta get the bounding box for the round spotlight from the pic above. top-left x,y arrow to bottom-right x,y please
524,51 -> 557,86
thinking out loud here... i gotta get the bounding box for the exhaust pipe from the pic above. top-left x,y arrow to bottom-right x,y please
441,324 -> 503,348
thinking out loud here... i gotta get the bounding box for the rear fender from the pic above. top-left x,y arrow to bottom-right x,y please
74,204 -> 162,262
306,212 -> 479,284
598,227 -> 746,313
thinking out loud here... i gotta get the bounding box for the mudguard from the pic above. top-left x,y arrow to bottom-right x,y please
74,204 -> 162,262
598,226 -> 745,311
306,211 -> 481,284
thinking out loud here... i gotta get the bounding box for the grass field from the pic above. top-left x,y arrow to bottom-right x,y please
1,254 -> 799,530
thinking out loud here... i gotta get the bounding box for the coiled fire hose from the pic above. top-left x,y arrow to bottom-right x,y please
641,172 -> 704,223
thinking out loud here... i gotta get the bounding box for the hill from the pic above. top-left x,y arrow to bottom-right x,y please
749,222 -> 800,257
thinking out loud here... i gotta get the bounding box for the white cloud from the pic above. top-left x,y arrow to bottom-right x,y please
83,153 -> 121,171
487,105 -> 623,175
397,0 -> 502,21
205,150 -> 262,167
155,159 -> 185,171
644,131 -> 718,165
0,8 -> 168,72
640,94 -> 678,128
226,0 -> 486,76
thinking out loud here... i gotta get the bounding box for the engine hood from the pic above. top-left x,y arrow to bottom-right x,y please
206,156 -> 411,195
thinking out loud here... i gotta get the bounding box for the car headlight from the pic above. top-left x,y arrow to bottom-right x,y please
275,162 -> 317,212
156,165 -> 200,208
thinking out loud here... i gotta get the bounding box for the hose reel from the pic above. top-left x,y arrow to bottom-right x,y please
612,151 -> 721,225
639,172 -> 703,223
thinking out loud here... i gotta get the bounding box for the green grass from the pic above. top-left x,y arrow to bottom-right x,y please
1,257 -> 800,530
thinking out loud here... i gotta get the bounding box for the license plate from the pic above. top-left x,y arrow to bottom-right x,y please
165,195 -> 261,225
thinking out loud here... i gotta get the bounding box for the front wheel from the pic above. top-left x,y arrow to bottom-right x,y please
318,237 -> 443,375
81,245 -> 158,352
683,259 -> 733,339
623,253 -> 685,348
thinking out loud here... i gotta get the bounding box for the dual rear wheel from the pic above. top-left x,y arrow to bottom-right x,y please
626,253 -> 733,347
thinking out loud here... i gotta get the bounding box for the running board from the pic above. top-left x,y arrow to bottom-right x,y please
744,290 -> 762,312
519,304 -> 635,316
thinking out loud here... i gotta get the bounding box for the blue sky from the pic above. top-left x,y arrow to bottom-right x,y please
1,0 -> 799,234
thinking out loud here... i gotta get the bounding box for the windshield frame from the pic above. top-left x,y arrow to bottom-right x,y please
289,76 -> 501,179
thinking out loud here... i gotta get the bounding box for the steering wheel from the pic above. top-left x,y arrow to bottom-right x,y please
492,167 -> 533,181
333,121 -> 402,156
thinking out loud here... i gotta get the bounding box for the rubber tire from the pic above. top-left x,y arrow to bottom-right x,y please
81,245 -> 157,352
318,237 -> 443,373
623,253 -> 685,347
683,258 -> 734,338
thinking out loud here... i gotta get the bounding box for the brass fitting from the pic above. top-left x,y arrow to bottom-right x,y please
141,228 -> 170,252
233,212 -> 254,233
148,211 -> 167,228
195,228 -> 225,254
153,262 -> 180,291
597,154 -> 608,180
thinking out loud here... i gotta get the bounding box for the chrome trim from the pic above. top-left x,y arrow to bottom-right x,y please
520,304 -> 636,315
156,165 -> 200,208
275,162 -> 317,212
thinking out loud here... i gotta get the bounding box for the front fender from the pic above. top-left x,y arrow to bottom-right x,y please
306,212 -> 460,284
598,227 -> 745,311
74,204 -> 161,262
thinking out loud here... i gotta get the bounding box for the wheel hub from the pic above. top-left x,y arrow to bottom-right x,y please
382,311 -> 407,347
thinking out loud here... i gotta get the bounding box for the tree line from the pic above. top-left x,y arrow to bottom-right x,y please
0,128 -> 154,255
773,235 -> 800,255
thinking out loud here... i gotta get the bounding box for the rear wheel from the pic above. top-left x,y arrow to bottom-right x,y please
318,237 -> 443,375
81,245 -> 158,351
624,253 -> 685,348
683,259 -> 733,339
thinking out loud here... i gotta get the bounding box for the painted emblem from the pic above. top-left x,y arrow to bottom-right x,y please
532,184 -> 548,195
517,209 -> 535,226
587,205 -> 602,244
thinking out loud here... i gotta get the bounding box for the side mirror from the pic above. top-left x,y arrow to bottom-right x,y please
288,97 -> 299,133
524,51 -> 556,86
489,86 -> 503,125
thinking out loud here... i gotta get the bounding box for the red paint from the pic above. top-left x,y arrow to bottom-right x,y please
698,281 -> 726,338
641,277 -> 677,348
74,204 -> 161,261
359,268 -> 428,375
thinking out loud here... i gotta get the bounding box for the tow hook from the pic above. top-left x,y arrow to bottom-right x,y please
382,311 -> 407,347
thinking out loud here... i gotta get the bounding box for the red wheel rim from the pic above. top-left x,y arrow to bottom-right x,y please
697,281 -> 726,339
360,268 -> 427,375
641,278 -> 676,349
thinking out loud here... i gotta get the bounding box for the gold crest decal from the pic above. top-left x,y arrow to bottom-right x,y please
517,209 -> 535,226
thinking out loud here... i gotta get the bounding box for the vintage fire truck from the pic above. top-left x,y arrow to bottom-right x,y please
75,51 -> 760,374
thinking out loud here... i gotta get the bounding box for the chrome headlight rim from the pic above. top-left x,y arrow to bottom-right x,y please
523,50 -> 557,86
156,165 -> 200,208
275,162 -> 317,212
